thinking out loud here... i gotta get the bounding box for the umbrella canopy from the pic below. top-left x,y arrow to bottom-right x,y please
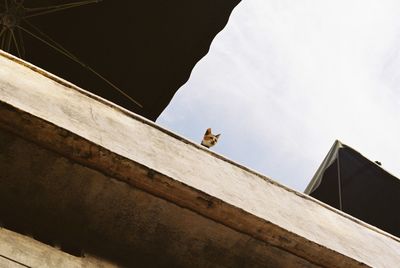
0,0 -> 240,120
305,140 -> 400,238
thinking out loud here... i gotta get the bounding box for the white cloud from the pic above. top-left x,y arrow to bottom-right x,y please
157,0 -> 400,191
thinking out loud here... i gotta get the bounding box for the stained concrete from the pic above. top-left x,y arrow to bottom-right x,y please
1,50 -> 400,267
0,129 -> 316,267
0,228 -> 116,268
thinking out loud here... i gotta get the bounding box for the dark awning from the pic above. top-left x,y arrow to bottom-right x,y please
0,0 -> 240,120
305,140 -> 400,238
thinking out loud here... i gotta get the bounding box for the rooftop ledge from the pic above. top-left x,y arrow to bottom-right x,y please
0,50 -> 399,267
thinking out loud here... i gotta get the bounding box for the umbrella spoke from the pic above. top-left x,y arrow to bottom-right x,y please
11,0 -> 23,7
18,23 -> 143,108
81,65 -> 144,109
24,0 -> 101,19
0,28 -> 6,39
0,29 -> 6,50
5,30 -> 12,52
10,29 -> 21,58
18,25 -> 81,64
16,27 -> 24,57
23,19 -> 79,62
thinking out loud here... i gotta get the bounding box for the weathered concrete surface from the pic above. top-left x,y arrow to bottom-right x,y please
0,50 -> 400,267
0,228 -> 116,268
0,129 -> 317,267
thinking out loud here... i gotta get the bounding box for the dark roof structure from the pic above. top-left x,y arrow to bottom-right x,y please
0,0 -> 241,120
305,140 -> 400,238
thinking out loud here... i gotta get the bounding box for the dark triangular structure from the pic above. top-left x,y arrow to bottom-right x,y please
305,140 -> 400,238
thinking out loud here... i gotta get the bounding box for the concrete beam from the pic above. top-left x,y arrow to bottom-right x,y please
0,50 -> 399,267
0,228 -> 116,268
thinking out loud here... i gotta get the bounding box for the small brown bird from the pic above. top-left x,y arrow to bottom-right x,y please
201,128 -> 220,148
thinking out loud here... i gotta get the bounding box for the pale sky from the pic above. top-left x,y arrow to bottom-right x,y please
157,0 -> 400,191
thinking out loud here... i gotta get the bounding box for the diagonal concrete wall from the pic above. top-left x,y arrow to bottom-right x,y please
0,128 -> 316,267
0,228 -> 116,268
0,50 -> 400,267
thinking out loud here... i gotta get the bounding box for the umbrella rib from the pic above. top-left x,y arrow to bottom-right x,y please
79,65 -> 144,109
23,19 -> 79,62
11,0 -> 23,7
16,28 -> 25,57
18,25 -> 75,60
5,30 -> 12,52
18,24 -> 143,109
0,30 -> 6,50
10,29 -> 21,58
0,28 -> 6,39
24,0 -> 101,19
25,0 -> 100,11
0,36 -> 4,51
